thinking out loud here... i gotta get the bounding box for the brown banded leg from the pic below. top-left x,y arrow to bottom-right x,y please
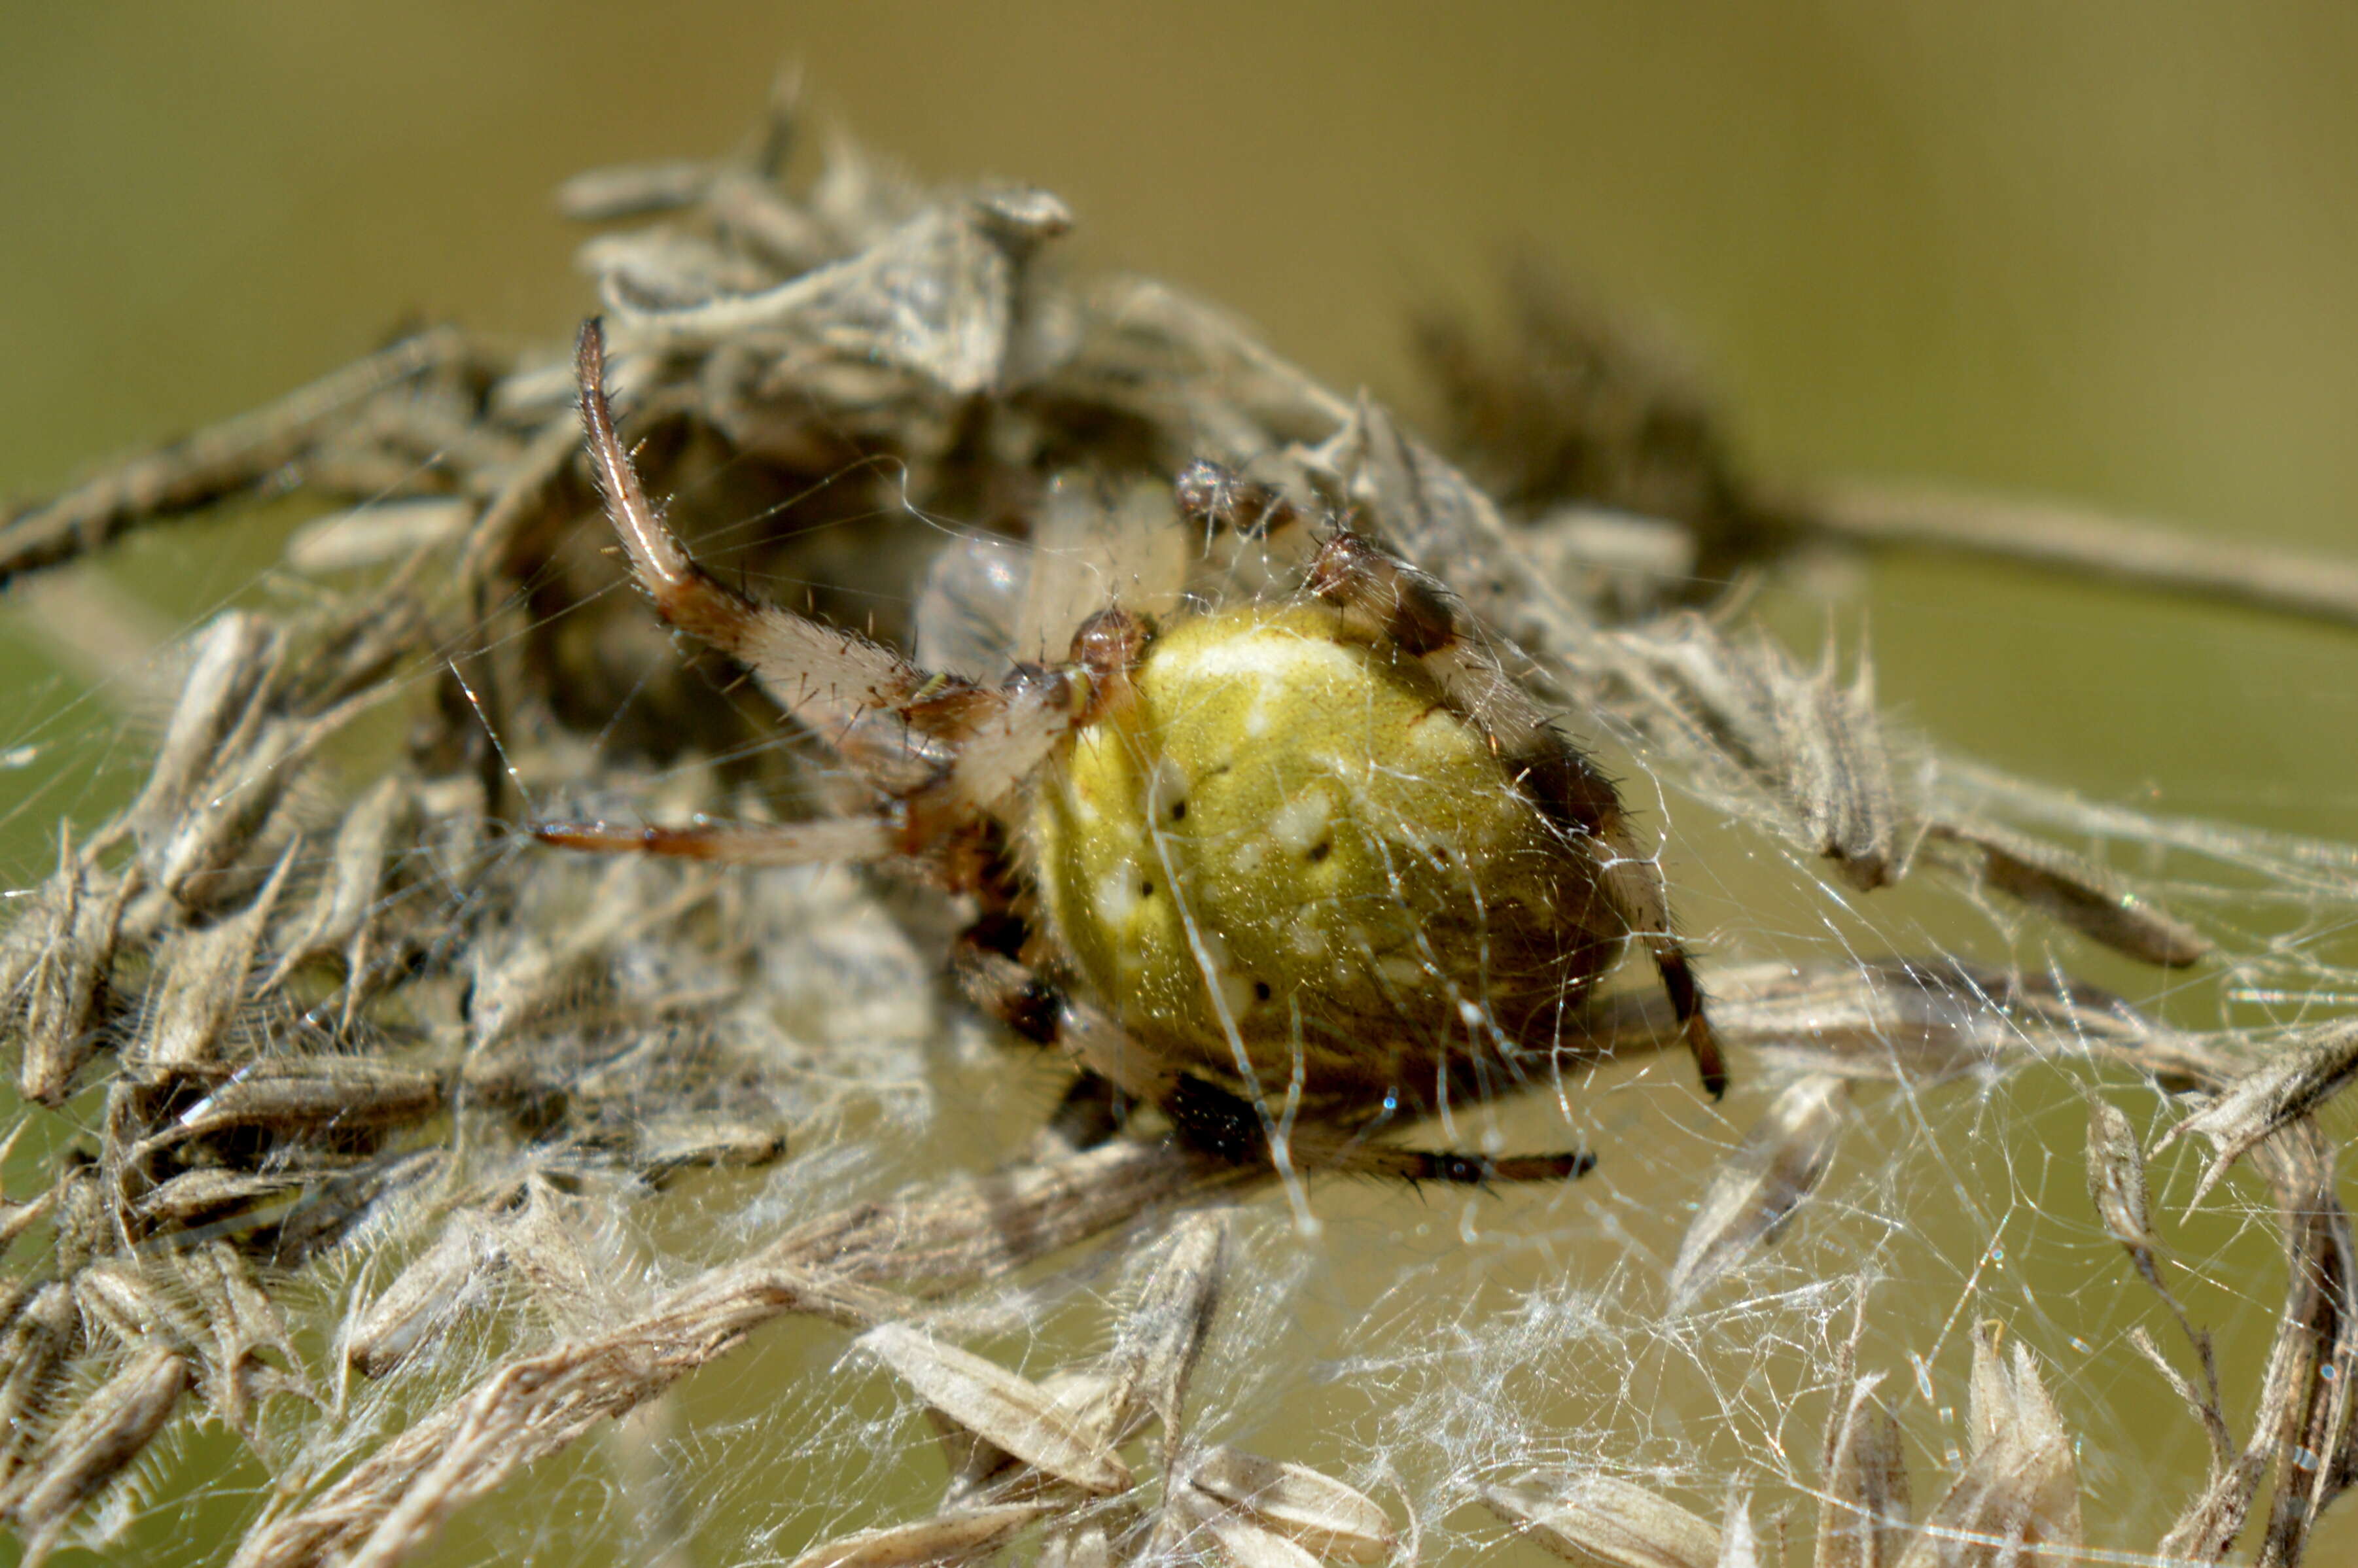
579,332 -> 1159,829
951,920 -> 1180,1104
537,655 -> 1130,882
531,815 -> 896,865
1543,787 -> 1727,1100
1305,528 -> 1729,1100
946,918 -> 1133,1155
576,318 -> 1010,753
1041,1071 -> 1133,1154
1173,461 -> 1316,547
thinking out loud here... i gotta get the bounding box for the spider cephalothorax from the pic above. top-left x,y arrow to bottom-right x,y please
540,319 -> 1723,1184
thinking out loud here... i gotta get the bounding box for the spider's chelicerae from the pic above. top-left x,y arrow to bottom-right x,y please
541,320 -> 1726,1185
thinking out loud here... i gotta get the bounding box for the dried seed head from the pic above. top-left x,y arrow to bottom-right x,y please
134,843 -> 296,1072
342,1214 -> 506,1380
1484,1475 -> 1723,1568
858,1323 -> 1132,1497
1896,1327 -> 2081,1567
10,848 -> 133,1107
1186,1447 -> 1398,1565
0,1348 -> 188,1550
1102,1209 -> 1229,1444
2159,1017 -> 2358,1205
1930,820 -> 2210,967
2085,1097 -> 2162,1281
1667,1073 -> 1848,1312
1816,1380 -> 1910,1568
782,1503 -> 1047,1568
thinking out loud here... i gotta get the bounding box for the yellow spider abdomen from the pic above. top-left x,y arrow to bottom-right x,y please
1031,603 -> 1615,1104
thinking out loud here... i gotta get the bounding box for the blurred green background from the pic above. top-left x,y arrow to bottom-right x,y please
3,1 -> 2353,871
3,3 -> 2357,1561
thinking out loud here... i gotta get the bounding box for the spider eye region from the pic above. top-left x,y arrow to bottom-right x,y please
1030,604 -> 1620,1106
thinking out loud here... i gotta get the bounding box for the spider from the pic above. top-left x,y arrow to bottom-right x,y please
537,319 -> 1725,1186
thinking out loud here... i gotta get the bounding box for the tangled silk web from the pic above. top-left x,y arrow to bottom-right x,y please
5,78 -> 2358,1568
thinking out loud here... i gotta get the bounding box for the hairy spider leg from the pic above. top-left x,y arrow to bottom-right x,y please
1172,460 -> 1318,551
542,320 -> 1109,874
1304,529 -> 1729,1099
531,816 -> 894,865
574,321 -> 987,746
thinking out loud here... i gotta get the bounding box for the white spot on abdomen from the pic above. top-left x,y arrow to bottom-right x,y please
1157,629 -> 1356,686
1146,757 -> 1187,819
1269,791 -> 1332,855
1094,867 -> 1139,928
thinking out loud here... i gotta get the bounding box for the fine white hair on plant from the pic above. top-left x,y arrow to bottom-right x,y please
3,71 -> 2357,1568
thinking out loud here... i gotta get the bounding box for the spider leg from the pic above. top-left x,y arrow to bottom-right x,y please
927,667 -> 1089,816
953,922 -> 1593,1185
533,663 -> 1108,877
1039,1070 -> 1134,1153
1173,461 -> 1317,551
892,608 -> 1152,854
574,321 -> 1151,868
1305,529 -> 1729,1100
574,319 -> 998,749
951,929 -> 1182,1104
1585,829 -> 1728,1098
530,815 -> 894,865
